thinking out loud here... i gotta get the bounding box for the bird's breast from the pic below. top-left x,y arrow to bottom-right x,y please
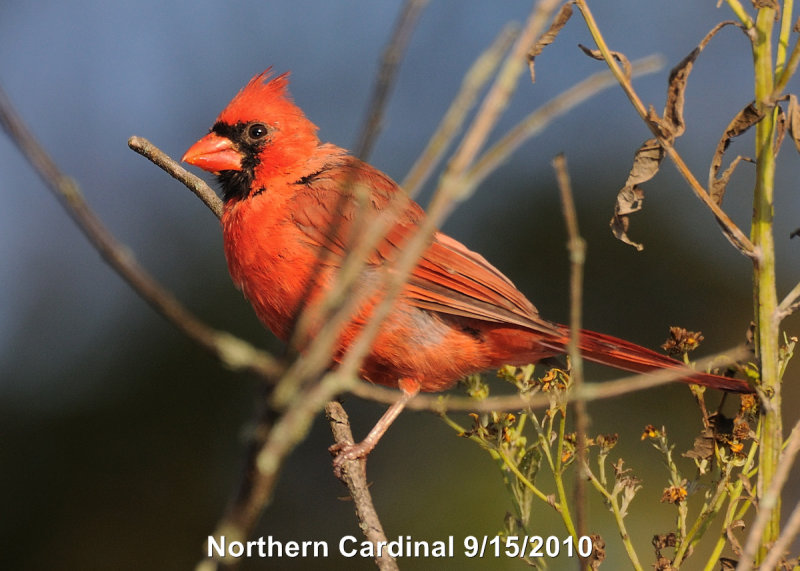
221,196 -> 325,341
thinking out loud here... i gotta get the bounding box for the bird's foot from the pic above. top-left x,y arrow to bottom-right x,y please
329,439 -> 373,477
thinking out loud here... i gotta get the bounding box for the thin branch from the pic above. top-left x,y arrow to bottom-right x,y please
129,135 -> 223,218
553,154 -> 589,555
777,279 -> 800,319
354,0 -> 428,160
325,402 -> 399,571
0,87 -> 281,380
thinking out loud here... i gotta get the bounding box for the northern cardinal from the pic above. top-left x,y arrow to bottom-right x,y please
183,71 -> 752,461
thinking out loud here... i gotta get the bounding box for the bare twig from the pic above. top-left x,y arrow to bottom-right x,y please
355,0 -> 428,160
326,402 -> 399,571
129,135 -> 223,217
553,154 -> 589,555
777,279 -> 800,320
0,88 -> 281,380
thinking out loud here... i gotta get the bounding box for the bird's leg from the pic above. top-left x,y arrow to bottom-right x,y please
330,378 -> 420,469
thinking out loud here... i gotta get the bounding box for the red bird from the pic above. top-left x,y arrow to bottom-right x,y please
183,71 -> 752,461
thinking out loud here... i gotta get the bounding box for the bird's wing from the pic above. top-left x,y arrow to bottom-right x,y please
291,154 -> 558,334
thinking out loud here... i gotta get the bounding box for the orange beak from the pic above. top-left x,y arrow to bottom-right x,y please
182,132 -> 242,173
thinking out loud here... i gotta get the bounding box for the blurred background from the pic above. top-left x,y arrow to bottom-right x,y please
2,1 -> 799,569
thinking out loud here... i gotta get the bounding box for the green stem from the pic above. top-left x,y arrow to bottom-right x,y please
751,6 -> 782,562
585,465 -> 644,571
552,410 -> 578,541
673,462 -> 733,566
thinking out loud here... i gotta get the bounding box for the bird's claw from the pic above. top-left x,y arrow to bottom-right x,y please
329,440 -> 370,476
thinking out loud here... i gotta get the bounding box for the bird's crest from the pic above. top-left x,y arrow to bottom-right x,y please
216,69 -> 309,128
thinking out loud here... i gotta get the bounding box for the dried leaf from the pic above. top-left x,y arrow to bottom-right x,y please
609,139 -> 664,250
708,102 -> 762,203
588,534 -> 605,570
625,138 -> 666,188
786,94 -> 800,153
683,427 -> 715,461
710,156 -> 753,204
528,2 -> 573,83
752,0 -> 780,13
578,44 -> 632,79
726,519 -> 745,557
664,21 -> 742,141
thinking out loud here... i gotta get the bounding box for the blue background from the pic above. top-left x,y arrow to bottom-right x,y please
2,2 -> 799,569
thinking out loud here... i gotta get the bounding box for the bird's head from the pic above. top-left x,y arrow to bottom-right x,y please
182,70 -> 320,202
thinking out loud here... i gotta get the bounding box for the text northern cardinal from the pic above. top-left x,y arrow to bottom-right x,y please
183,71 -> 752,461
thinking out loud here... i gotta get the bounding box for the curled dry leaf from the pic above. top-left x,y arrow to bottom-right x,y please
683,427 -> 714,462
527,1 -> 573,83
609,139 -> 663,251
578,43 -> 632,79
663,21 -> 741,141
708,102 -> 762,204
588,534 -> 605,570
786,94 -> 800,153
711,156 -> 754,204
725,519 -> 746,557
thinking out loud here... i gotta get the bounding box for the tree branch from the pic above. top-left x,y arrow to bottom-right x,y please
326,402 -> 399,571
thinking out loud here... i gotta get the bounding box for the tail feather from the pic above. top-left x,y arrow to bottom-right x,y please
568,327 -> 753,393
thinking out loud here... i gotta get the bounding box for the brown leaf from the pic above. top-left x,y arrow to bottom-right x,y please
726,519 -> 745,557
588,534 -> 606,569
528,2 -> 573,83
664,21 -> 742,141
707,102 -> 762,204
683,427 -> 715,461
626,138 -> 666,188
609,138 -> 664,250
752,0 -> 779,12
578,44 -> 632,79
786,94 -> 800,153
710,156 -> 754,204
610,191 -> 645,251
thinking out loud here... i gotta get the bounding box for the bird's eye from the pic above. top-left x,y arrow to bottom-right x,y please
247,123 -> 270,140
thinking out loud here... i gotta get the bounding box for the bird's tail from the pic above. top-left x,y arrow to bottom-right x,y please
564,327 -> 753,393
